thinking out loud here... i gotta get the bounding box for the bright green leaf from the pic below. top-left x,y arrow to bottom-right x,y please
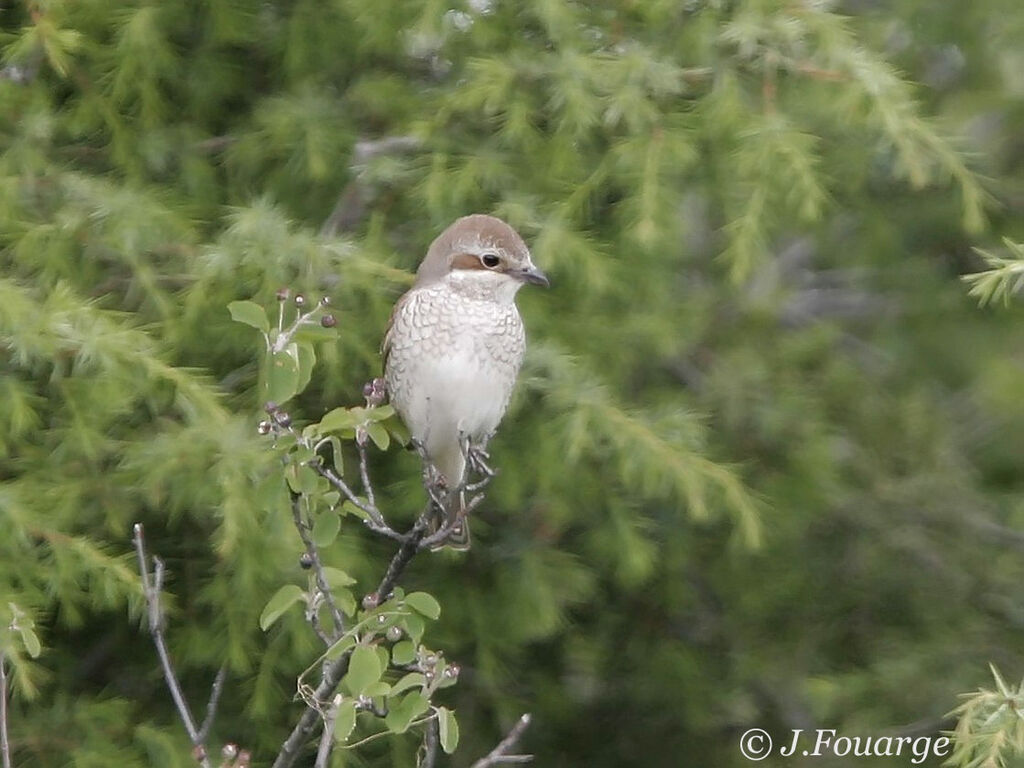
259,584 -> 306,631
405,592 -> 441,620
333,700 -> 357,743
312,510 -> 341,547
344,645 -> 383,696
392,640 -> 416,665
365,422 -> 390,451
390,672 -> 425,696
228,300 -> 269,332
384,691 -> 429,734
438,707 -> 459,754
18,626 -> 41,658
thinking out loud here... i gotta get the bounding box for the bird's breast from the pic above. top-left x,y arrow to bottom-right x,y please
384,287 -> 526,444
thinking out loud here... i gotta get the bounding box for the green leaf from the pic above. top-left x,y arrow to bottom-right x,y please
334,588 -> 357,617
438,707 -> 460,754
18,626 -> 41,658
384,691 -> 429,734
312,510 -> 341,547
296,343 -> 316,395
384,416 -> 412,446
366,405 -> 395,421
403,614 -> 425,644
390,672 -> 425,696
364,681 -> 392,697
265,346 -> 300,404
322,567 -> 356,588
325,634 -> 356,660
365,422 -> 390,451
333,700 -> 357,743
405,592 -> 441,620
285,464 -> 319,495
344,645 -> 383,696
259,584 -> 306,630
392,640 -> 416,665
228,300 -> 269,332
342,500 -> 371,522
375,645 -> 391,671
319,407 -> 359,433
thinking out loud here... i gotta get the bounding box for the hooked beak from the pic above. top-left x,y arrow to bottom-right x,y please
517,265 -> 550,288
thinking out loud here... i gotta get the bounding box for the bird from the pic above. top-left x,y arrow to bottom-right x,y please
382,214 -> 548,548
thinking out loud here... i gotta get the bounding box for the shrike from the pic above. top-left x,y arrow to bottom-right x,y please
383,215 -> 548,548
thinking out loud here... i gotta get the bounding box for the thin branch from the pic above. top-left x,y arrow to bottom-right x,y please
376,513 -> 430,600
271,652 -> 351,768
421,716 -> 439,768
314,698 -> 339,768
310,463 -> 403,541
356,435 -> 376,509
197,665 -> 228,743
290,493 -> 346,639
470,715 -> 533,768
0,652 -> 11,768
132,524 -> 215,768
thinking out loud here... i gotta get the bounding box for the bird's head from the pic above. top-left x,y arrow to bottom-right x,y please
415,214 -> 549,301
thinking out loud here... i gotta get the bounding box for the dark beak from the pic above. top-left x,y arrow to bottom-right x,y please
518,266 -> 550,288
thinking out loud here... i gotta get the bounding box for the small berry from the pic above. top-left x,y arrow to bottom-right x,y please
257,421 -> 272,435
294,294 -> 306,307
274,411 -> 292,428
321,314 -> 337,328
191,746 -> 207,762
444,663 -> 460,679
386,626 -> 403,642
320,296 -> 331,306
424,670 -> 435,683
236,751 -> 252,767
222,744 -> 239,759
299,553 -> 313,570
423,653 -> 437,667
362,592 -> 380,610
264,401 -> 279,414
276,288 -> 290,302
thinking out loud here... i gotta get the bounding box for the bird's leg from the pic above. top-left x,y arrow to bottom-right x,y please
459,430 -> 497,483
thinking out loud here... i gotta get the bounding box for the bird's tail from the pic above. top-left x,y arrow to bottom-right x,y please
427,490 -> 471,551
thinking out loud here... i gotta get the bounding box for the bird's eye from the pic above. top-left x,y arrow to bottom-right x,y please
480,253 -> 501,269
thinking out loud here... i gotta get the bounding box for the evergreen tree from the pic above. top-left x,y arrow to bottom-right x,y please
1,1 -> 1023,766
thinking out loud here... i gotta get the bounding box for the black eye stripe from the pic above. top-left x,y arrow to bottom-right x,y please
480,253 -> 501,268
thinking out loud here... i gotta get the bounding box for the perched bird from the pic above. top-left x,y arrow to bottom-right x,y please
383,214 -> 548,548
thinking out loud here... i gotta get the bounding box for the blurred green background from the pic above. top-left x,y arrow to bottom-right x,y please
2,0 -> 1023,766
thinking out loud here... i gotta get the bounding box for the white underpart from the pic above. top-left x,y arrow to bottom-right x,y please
384,270 -> 526,487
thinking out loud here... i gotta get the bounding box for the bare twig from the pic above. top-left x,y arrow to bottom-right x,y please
132,524 -> 216,768
0,652 -> 11,768
198,665 -> 228,744
290,494 -> 346,639
470,714 -> 533,768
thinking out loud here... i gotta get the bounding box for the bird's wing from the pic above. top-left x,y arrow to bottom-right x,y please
380,290 -> 411,374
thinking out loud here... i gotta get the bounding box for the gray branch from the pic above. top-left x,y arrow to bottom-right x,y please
132,524 -> 223,768
0,652 -> 11,768
470,714 -> 533,768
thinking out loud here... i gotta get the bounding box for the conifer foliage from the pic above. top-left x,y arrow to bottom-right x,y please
2,1 -> 1023,766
